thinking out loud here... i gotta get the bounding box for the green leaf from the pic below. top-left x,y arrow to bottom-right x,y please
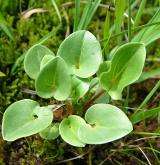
115,0 -> 126,43
24,44 -> 55,79
131,107 -> 160,124
36,57 -> 71,100
59,115 -> 86,147
133,0 -> 146,28
40,54 -> 55,70
96,61 -> 111,77
78,104 -> 133,144
100,42 -> 146,100
40,123 -> 59,140
132,9 -> 160,46
0,71 -> 6,77
137,68 -> 160,83
51,0 -> 62,23
57,30 -> 102,78
94,89 -> 110,104
77,0 -> 101,30
0,12 -> 14,40
71,76 -> 90,100
2,99 -> 53,141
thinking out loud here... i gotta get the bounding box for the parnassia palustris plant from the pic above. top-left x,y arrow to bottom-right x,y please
2,30 -> 146,147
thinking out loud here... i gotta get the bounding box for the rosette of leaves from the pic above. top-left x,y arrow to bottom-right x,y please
2,30 -> 146,147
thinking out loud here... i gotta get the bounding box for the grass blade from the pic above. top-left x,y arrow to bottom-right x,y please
133,0 -> 147,28
138,80 -> 160,109
51,0 -> 62,23
115,0 -> 126,43
132,9 -> 160,46
131,107 -> 160,124
103,10 -> 110,58
137,68 -> 160,83
0,12 -> 14,40
77,0 -> 101,30
74,0 -> 80,31
77,0 -> 92,30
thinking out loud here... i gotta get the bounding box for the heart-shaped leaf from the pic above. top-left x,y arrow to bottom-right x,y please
78,104 -> 133,144
100,42 -> 146,100
57,30 -> 102,78
2,99 -> 53,141
59,115 -> 86,147
40,123 -> 59,140
71,76 -> 90,100
24,44 -> 55,79
36,57 -> 71,100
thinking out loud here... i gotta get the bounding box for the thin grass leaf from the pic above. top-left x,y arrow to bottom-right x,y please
77,0 -> 92,30
138,80 -> 160,109
132,9 -> 160,46
82,0 -> 101,29
51,0 -> 62,23
115,0 -> 126,43
133,0 -> 147,28
137,68 -> 160,83
131,107 -> 160,125
77,0 -> 101,30
0,12 -> 14,40
74,0 -> 80,31
103,10 -> 110,58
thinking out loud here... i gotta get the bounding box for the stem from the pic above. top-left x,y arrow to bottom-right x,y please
88,145 -> 92,165
83,89 -> 105,110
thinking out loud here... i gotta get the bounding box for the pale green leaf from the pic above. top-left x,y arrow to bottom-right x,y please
35,57 -> 71,100
100,42 -> 146,100
40,123 -> 59,140
57,30 -> 102,78
2,99 -> 53,141
71,76 -> 90,100
24,44 -> 55,79
78,104 -> 133,144
59,115 -> 86,147
96,61 -> 111,77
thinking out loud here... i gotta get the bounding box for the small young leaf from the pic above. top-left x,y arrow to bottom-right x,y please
100,42 -> 146,100
96,61 -> 111,77
36,57 -> 71,100
57,30 -> 102,78
40,54 -> 55,70
78,104 -> 133,144
2,99 -> 53,141
71,76 -> 90,100
59,115 -> 86,147
24,44 -> 55,79
40,123 -> 59,140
